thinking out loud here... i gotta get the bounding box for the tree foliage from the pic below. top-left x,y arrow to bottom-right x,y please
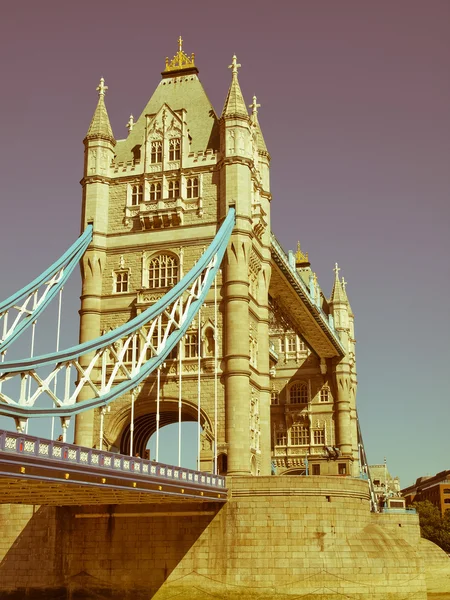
413,500 -> 450,553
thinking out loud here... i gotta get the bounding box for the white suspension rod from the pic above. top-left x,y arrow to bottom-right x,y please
99,407 -> 105,451
130,391 -> 135,456
214,274 -> 218,475
26,320 -> 37,434
197,308 -> 201,471
178,300 -> 183,467
156,367 -> 160,462
52,288 -> 63,440
156,316 -> 162,462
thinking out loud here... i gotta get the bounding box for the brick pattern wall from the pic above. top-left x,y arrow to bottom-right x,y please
0,478 -> 428,599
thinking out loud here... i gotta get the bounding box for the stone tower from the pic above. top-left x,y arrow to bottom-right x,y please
75,41 -> 273,476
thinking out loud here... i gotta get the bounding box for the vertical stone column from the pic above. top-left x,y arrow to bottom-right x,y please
223,233 -> 252,475
257,262 -> 272,475
333,358 -> 353,457
74,249 -> 105,447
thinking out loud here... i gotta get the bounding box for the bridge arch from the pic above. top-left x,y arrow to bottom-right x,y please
103,395 -> 214,465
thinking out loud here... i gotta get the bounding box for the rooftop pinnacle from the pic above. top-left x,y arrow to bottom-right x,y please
222,55 -> 248,119
85,77 -> 115,145
249,94 -> 269,155
163,36 -> 198,77
330,262 -> 348,303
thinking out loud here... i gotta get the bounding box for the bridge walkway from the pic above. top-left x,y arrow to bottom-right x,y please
0,431 -> 227,505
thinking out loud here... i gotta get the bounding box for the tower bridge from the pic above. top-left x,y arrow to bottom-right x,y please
0,40 -> 430,600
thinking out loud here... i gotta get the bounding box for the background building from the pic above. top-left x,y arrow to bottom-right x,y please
402,470 -> 450,517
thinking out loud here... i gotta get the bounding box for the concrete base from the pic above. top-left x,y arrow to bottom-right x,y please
0,476 -> 441,599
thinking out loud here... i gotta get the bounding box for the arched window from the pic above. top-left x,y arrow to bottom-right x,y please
131,184 -> 143,206
290,382 -> 308,404
148,254 -> 179,289
186,177 -> 199,199
169,138 -> 181,161
271,390 -> 279,405
114,271 -> 129,293
168,180 -> 180,199
184,332 -> 198,358
150,182 -> 162,201
320,387 -> 330,402
290,422 -> 309,445
150,140 -> 162,163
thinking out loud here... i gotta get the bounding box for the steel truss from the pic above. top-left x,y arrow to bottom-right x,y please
0,226 -> 93,353
0,210 -> 235,432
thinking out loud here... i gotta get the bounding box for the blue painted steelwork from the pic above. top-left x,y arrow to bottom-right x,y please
0,226 -> 93,352
0,430 -> 226,495
0,209 -> 235,418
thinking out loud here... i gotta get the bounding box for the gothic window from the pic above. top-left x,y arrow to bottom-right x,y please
299,339 -> 306,353
271,390 -> 279,405
131,184 -> 143,206
338,463 -> 347,475
132,145 -> 141,163
275,431 -> 286,446
290,423 -> 309,445
290,382 -> 308,404
184,332 -> 198,358
114,271 -> 129,293
144,319 -> 178,360
287,336 -> 296,353
313,429 -> 325,445
169,138 -> 181,161
320,387 -> 330,402
168,180 -> 180,199
123,336 -> 138,363
186,177 -> 199,199
279,338 -> 285,353
148,254 -> 179,289
150,140 -> 162,163
150,182 -> 162,201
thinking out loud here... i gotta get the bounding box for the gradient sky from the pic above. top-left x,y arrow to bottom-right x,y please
0,1 -> 448,487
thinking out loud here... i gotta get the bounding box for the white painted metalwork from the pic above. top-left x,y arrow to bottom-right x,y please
214,273 -> 218,475
0,251 -> 219,418
197,308 -> 201,471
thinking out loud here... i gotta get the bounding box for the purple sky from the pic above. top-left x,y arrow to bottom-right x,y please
0,1 -> 448,487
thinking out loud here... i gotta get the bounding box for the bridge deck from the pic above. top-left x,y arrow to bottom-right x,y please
0,431 -> 227,505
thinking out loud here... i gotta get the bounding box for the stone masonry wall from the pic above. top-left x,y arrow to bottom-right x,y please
0,477 -> 429,599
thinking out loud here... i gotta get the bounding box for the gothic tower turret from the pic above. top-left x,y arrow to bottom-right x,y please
76,79 -> 116,446
329,263 -> 354,469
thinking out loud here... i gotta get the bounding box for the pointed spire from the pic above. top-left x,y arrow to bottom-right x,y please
295,241 -> 310,268
85,78 -> 115,144
249,95 -> 269,154
330,262 -> 348,303
222,55 -> 248,119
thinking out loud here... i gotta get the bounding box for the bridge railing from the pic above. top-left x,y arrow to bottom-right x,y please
0,430 -> 226,490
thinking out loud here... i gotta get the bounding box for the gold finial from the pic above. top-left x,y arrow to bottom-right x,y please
228,55 -> 241,76
163,36 -> 196,73
295,241 -> 310,267
341,277 -> 347,292
249,95 -> 261,117
333,262 -> 340,278
126,114 -> 134,132
96,77 -> 108,97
